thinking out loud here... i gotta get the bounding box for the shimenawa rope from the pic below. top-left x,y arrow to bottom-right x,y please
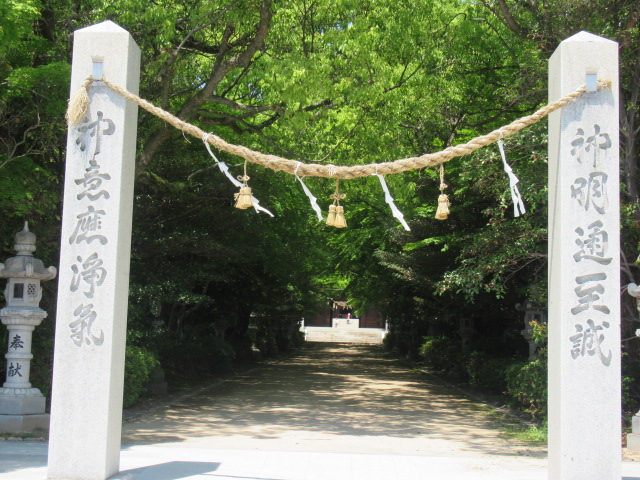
67,77 -> 612,180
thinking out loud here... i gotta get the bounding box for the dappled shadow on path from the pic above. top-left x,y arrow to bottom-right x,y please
123,343 -> 543,458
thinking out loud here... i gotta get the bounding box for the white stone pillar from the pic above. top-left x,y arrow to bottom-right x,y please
47,21 -> 140,480
548,31 -> 619,480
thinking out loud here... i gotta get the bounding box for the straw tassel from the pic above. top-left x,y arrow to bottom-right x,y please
234,161 -> 254,209
334,205 -> 347,228
435,164 -> 450,220
328,179 -> 347,228
234,186 -> 254,209
326,204 -> 337,226
66,77 -> 94,126
435,194 -> 450,220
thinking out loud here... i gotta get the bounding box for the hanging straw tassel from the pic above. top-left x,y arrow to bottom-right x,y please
326,204 -> 337,226
334,205 -> 347,228
234,161 -> 254,209
435,193 -> 450,220
66,77 -> 94,126
234,186 -> 254,209
435,164 -> 450,220
327,179 -> 347,228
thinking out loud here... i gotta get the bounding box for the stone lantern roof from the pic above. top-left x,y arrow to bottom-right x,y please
0,223 -> 57,280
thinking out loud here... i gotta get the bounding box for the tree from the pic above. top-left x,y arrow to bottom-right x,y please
477,0 -> 640,263
0,0 -> 70,271
1,0 -> 638,395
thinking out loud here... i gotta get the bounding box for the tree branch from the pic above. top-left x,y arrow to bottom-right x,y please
137,0 -> 273,176
198,110 -> 311,161
160,3 -> 238,78
0,112 -> 42,169
619,3 -> 640,50
208,96 -> 285,116
491,0 -> 528,37
621,248 -> 638,285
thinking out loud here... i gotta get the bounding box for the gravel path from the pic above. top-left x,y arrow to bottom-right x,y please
122,343 -> 546,458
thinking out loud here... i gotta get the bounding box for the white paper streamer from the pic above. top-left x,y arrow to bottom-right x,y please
497,139 -> 526,217
295,168 -> 323,221
203,135 -> 274,217
373,174 -> 410,231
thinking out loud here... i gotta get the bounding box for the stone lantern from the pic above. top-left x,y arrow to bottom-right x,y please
625,283 -> 640,450
516,302 -> 546,361
0,223 -> 56,432
627,283 -> 640,314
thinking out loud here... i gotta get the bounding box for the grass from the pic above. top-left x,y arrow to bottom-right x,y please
502,422 -> 548,445
0,429 -> 48,441
410,361 -> 548,447
482,405 -> 547,446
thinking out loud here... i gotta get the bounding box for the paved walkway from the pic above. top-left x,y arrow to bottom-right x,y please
2,343 -> 640,479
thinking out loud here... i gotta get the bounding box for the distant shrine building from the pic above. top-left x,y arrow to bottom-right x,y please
302,301 -> 386,344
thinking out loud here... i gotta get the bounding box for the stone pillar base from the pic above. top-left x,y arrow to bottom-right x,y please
628,433 -> 640,451
628,413 -> 640,451
0,413 -> 49,433
0,388 -> 46,415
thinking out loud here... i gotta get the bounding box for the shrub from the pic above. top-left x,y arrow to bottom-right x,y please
464,351 -> 512,393
505,358 -> 548,418
419,336 -> 464,375
157,325 -> 235,379
382,331 -> 395,351
396,331 -> 414,355
623,375 -> 639,418
622,351 -> 640,418
123,345 -> 160,408
290,327 -> 305,348
254,321 -> 279,356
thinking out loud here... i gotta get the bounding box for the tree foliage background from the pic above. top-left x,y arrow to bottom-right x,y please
1,0 -> 639,412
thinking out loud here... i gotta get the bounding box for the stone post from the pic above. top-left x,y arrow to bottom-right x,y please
47,21 -> 140,480
548,32 -> 619,480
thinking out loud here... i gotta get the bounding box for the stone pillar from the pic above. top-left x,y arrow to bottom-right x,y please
548,32 -> 619,480
47,21 -> 140,480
